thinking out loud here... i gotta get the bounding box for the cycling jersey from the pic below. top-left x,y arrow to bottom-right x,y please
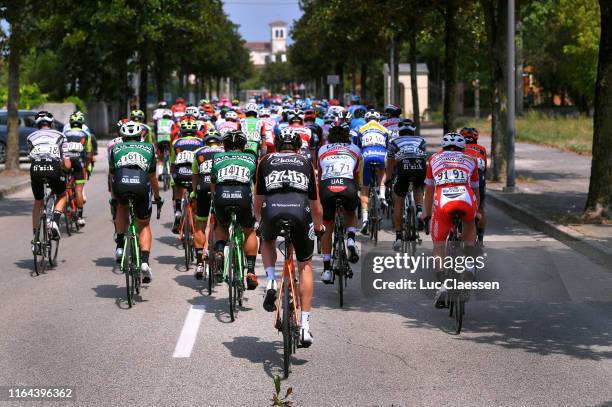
171,103 -> 187,120
239,117 -> 265,157
464,143 -> 487,173
170,136 -> 204,187
216,120 -> 239,134
387,135 -> 427,195
152,108 -> 165,122
317,143 -> 361,181
156,118 -> 174,144
28,129 -> 67,200
425,150 -> 479,242
211,151 -> 257,186
63,127 -> 92,184
288,124 -> 315,159
27,129 -> 65,161
356,121 -> 389,186
256,152 -> 318,198
380,117 -> 402,133
192,145 -> 224,220
140,123 -> 154,144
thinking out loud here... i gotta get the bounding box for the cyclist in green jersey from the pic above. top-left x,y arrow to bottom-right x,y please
210,130 -> 259,290
239,103 -> 266,158
130,109 -> 154,144
155,109 -> 174,177
109,121 -> 163,282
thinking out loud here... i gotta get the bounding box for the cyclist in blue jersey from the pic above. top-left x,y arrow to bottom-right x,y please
355,110 -> 390,233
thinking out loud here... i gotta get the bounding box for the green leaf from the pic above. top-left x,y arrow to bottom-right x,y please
274,375 -> 281,395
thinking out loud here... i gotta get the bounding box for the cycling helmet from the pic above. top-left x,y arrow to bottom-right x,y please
185,106 -> 199,117
175,97 -> 185,104
222,130 -> 247,150
288,111 -> 303,124
323,112 -> 335,124
179,117 -> 198,135
328,122 -> 351,144
69,111 -> 85,126
34,111 -> 54,127
244,103 -> 258,114
275,128 -> 302,151
130,109 -> 145,122
352,107 -> 366,119
384,104 -> 402,118
460,127 -> 479,143
336,110 -> 352,121
303,109 -> 317,121
162,109 -> 173,119
158,100 -> 167,108
398,119 -> 416,137
225,110 -> 238,121
203,128 -> 222,145
119,121 -> 143,140
259,108 -> 271,117
199,98 -> 210,106
441,132 -> 466,150
364,110 -> 381,122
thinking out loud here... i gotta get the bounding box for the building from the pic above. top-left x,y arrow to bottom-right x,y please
245,20 -> 288,67
383,63 -> 429,120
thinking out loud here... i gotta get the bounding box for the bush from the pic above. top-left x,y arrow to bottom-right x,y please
0,83 -> 49,109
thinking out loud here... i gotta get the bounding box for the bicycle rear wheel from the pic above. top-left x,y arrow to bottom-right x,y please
33,214 -> 46,275
227,241 -> 236,322
183,216 -> 191,271
48,230 -> 59,267
124,236 -> 134,308
337,242 -> 345,308
282,276 -> 292,379
450,293 -> 464,334
64,207 -> 72,236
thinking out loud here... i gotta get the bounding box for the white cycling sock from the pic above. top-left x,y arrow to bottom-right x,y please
322,254 -> 331,262
380,185 -> 386,197
265,266 -> 275,281
347,227 -> 356,234
301,311 -> 310,329
362,209 -> 368,222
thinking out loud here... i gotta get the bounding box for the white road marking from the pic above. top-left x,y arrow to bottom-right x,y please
173,304 -> 206,358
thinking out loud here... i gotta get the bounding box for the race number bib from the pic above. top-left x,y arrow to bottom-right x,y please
361,132 -> 385,147
247,130 -> 261,142
265,170 -> 308,191
118,152 -> 148,171
435,169 -> 468,185
175,150 -> 195,165
65,142 -> 84,152
199,160 -> 213,174
30,144 -> 60,159
217,164 -> 251,183
321,163 -> 351,180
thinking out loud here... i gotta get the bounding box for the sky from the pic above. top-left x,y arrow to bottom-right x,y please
222,0 -> 302,42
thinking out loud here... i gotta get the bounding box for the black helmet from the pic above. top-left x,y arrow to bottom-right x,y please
397,118 -> 416,136
328,122 -> 351,144
203,128 -> 222,145
275,128 -> 302,151
385,104 -> 402,117
222,130 -> 247,150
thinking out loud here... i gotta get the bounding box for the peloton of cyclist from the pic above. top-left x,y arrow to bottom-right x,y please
317,122 -> 362,283
109,121 -> 163,282
385,119 -> 427,251
255,127 -> 324,347
419,132 -> 480,308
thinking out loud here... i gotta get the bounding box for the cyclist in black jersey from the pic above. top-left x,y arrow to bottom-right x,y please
254,128 -> 324,347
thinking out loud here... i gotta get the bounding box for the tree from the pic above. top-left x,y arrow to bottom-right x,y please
585,0 -> 611,219
440,0 -> 460,134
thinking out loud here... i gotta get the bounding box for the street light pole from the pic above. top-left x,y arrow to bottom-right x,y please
506,0 -> 517,191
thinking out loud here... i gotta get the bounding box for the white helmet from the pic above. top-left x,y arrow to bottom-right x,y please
119,120 -> 143,140
185,106 -> 199,117
259,108 -> 271,117
441,132 -> 466,150
162,109 -> 173,118
225,110 -> 238,121
364,110 -> 381,121
245,103 -> 258,114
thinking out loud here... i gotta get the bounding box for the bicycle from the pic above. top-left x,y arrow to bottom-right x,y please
366,162 -> 383,245
179,188 -> 196,270
399,183 -> 421,256
444,212 -> 470,334
274,220 -> 301,379
384,177 -> 395,220
119,195 -> 162,308
331,198 -> 353,308
221,207 -> 246,322
201,210 -> 221,295
64,172 -> 80,236
32,181 -> 59,275
161,148 -> 171,191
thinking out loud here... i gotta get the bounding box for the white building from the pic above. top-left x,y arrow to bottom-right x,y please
246,20 -> 288,67
383,63 -> 429,120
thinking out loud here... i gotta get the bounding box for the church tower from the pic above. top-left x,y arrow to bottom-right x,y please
269,20 -> 287,54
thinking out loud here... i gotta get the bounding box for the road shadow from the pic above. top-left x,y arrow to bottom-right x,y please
155,255 -> 187,272
156,235 -> 180,247
222,335 -> 307,380
0,198 -> 32,217
92,283 -> 149,310
93,257 -> 119,270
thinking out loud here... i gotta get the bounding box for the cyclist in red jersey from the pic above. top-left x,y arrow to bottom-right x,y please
420,132 -> 480,308
171,97 -> 187,121
460,127 -> 487,246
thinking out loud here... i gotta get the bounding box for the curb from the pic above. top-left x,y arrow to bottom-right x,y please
0,180 -> 30,200
488,191 -> 612,271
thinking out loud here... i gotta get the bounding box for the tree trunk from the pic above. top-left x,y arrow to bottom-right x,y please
442,2 -> 459,134
216,77 -> 221,98
360,62 -> 367,102
138,52 -> 148,113
585,1 -> 612,219
118,58 -> 129,118
153,53 -> 164,102
178,69 -> 186,96
409,32 -> 421,135
5,19 -> 22,171
483,0 -> 508,182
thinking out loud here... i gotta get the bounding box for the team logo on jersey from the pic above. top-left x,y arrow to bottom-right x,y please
270,156 -> 304,166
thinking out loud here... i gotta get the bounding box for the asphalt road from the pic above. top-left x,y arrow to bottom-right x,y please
1,145 -> 611,406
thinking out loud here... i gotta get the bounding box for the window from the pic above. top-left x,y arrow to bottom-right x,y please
23,115 -> 37,128
0,116 -> 7,126
279,30 -> 284,39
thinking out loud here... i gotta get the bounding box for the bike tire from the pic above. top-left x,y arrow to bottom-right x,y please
453,295 -> 464,334
337,241 -> 345,308
124,235 -> 134,308
183,216 -> 191,271
49,230 -> 59,267
33,215 -> 45,275
206,257 -> 213,295
227,241 -> 235,322
282,276 -> 291,379
64,209 -> 72,236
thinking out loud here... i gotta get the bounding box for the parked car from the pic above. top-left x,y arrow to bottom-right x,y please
0,110 -> 64,163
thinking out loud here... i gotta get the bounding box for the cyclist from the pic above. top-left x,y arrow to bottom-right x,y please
109,121 -> 163,282
152,100 -> 168,122
254,128 -> 324,347
185,106 -> 199,118
196,109 -> 214,134
419,132 -> 480,308
239,102 -> 266,158
355,110 -> 390,233
210,130 -> 259,289
303,109 -> 323,157
259,107 -> 277,153
385,119 -> 427,251
171,97 -> 187,120
191,129 -> 225,279
460,127 -> 487,246
130,109 -> 153,144
28,111 -> 71,242
62,112 -> 94,227
317,122 -> 361,283
216,110 -> 240,134
380,104 -> 403,133
286,111 -> 316,163
170,118 -> 205,234
155,109 -> 174,177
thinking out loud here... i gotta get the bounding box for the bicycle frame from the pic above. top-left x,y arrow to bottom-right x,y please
121,200 -> 140,271
223,211 -> 245,282
274,236 -> 300,330
179,190 -> 195,241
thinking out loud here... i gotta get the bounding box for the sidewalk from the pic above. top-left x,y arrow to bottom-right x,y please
420,124 -> 612,269
0,163 -> 30,200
